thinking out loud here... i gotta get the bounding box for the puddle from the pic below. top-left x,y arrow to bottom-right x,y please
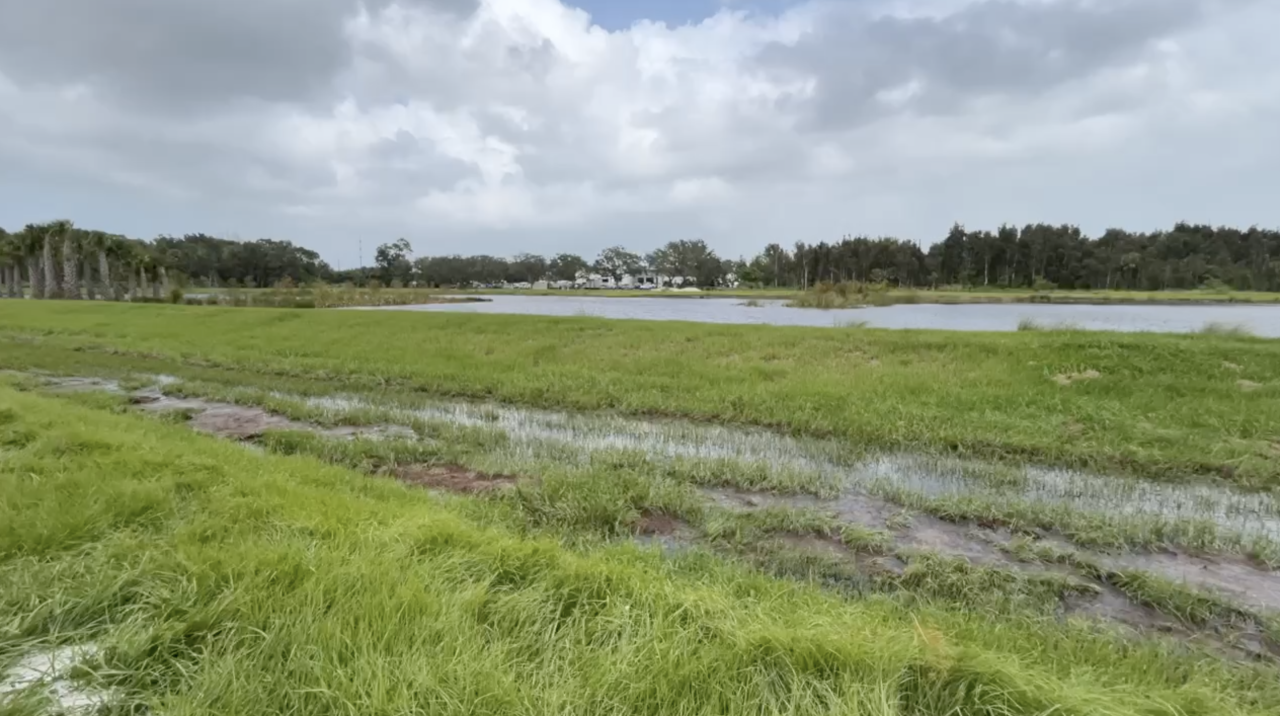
1101,551 -> 1280,615
0,644 -> 114,714
390,464 -> 517,493
40,376 -> 417,442
296,394 -> 1280,547
1059,585 -> 1193,645
33,374 -> 1280,621
702,486 -> 1016,567
41,375 -> 1280,549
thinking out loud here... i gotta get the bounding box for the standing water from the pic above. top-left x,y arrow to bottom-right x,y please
354,295 -> 1280,335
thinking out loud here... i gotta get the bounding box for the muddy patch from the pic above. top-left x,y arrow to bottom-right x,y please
1062,584 -> 1177,632
633,511 -> 698,554
635,510 -> 683,537
1101,551 -> 1280,615
131,393 -> 417,442
390,464 -> 517,494
702,486 -> 1015,567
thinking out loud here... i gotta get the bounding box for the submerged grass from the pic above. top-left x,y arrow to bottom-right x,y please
0,302 -> 1278,488
4,387 -> 1280,714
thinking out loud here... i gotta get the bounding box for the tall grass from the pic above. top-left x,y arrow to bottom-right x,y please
2,388 -> 1278,714
1200,321 -> 1255,338
787,281 -> 904,308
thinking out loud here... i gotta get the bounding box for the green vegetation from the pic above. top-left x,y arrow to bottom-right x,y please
5,384 -> 1280,714
8,220 -> 1280,302
1,301 -> 1276,487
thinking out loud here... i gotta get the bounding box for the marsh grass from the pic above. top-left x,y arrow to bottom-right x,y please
18,362 -> 1280,566
4,303 -> 1279,487
1201,321 -> 1256,338
10,387 -> 1280,714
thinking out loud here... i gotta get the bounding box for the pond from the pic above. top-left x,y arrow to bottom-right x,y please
357,294 -> 1280,335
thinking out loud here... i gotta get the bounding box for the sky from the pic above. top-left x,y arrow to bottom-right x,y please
1,0 -> 1277,269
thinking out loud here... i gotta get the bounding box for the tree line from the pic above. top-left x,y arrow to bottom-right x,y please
754,223 -> 1280,291
5,219 -> 1280,298
356,239 -> 740,288
0,224 -> 332,299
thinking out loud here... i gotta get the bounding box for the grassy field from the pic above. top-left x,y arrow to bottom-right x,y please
4,381 -> 1280,714
6,301 -> 1280,711
0,301 -> 1276,487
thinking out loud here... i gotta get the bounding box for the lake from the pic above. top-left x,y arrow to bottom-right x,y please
357,294 -> 1280,335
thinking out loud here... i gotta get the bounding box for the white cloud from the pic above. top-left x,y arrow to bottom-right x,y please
0,0 -> 1276,265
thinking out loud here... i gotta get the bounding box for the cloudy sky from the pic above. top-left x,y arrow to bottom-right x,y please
1,0 -> 1275,267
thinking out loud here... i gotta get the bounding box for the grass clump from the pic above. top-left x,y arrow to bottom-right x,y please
1200,321 -> 1256,338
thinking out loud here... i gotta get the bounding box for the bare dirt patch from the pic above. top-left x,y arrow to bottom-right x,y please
1052,369 -> 1102,387
1238,379 -> 1263,392
390,464 -> 517,493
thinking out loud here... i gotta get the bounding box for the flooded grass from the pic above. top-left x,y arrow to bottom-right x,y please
26,372 -> 1280,643
15,386 -> 1280,714
9,304 -> 1280,711
3,303 -> 1280,488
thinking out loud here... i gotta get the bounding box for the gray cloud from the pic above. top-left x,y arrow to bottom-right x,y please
0,0 -> 1276,266
757,0 -> 1209,130
0,0 -> 479,112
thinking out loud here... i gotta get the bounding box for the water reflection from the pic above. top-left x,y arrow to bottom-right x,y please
303,394 -> 1280,543
356,295 -> 1280,335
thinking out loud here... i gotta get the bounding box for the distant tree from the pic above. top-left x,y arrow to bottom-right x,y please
375,238 -> 414,285
593,246 -> 642,282
508,253 -> 548,283
548,253 -> 589,282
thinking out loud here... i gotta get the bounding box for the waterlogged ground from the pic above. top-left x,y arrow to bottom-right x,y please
25,371 -> 1280,661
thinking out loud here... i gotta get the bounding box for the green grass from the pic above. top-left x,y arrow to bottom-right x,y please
5,387 -> 1280,714
0,301 -> 1277,487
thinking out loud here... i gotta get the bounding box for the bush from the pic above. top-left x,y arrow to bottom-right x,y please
168,287 -> 185,304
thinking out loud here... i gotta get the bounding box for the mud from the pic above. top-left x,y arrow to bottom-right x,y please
633,511 -> 699,554
700,483 -> 1279,654
38,376 -> 418,442
1101,551 -> 1280,615
702,486 -> 1017,567
1061,585 -> 1178,632
390,464 -> 517,493
635,510 -> 683,537
138,396 -> 416,441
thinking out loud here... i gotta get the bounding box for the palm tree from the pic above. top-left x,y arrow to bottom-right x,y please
83,231 -> 110,300
103,235 -> 131,301
18,224 -> 45,299
0,229 -> 16,298
61,223 -> 82,299
42,220 -> 71,299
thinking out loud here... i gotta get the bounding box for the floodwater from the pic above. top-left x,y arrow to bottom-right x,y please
359,295 -> 1280,335
300,393 -> 1280,546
